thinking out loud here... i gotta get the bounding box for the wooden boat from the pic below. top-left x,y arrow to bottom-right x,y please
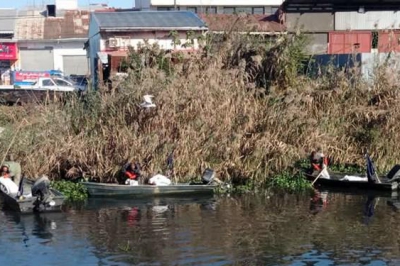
303,170 -> 392,192
81,182 -> 217,198
82,168 -> 220,198
0,176 -> 65,213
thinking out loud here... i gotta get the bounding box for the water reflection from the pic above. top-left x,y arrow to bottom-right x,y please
364,195 -> 378,225
3,192 -> 400,265
310,189 -> 328,215
3,211 -> 66,246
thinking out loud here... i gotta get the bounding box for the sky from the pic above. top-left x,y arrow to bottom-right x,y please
1,0 -> 133,9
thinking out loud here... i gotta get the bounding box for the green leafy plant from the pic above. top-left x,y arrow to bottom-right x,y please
169,30 -> 181,48
51,180 -> 88,202
269,171 -> 312,192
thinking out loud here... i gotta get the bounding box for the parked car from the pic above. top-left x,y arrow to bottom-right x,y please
67,75 -> 89,91
0,77 -> 76,91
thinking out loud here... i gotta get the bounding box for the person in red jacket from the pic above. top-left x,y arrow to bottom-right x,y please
310,148 -> 329,172
122,161 -> 141,185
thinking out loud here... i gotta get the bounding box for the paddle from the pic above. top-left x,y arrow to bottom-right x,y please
311,167 -> 328,186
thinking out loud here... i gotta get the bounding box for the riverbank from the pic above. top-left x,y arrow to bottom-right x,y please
0,33 -> 398,187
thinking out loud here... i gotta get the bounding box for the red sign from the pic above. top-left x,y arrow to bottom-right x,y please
14,71 -> 51,82
0,43 -> 18,60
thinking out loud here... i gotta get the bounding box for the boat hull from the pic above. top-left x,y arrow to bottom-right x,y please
0,179 -> 65,214
304,171 -> 392,192
81,182 -> 217,198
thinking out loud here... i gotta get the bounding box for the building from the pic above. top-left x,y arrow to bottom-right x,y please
86,10 -> 208,87
198,13 -> 285,35
283,0 -> 400,55
14,7 -> 89,76
0,9 -> 18,84
135,0 -> 283,15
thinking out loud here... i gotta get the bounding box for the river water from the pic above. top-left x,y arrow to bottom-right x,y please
1,190 -> 400,265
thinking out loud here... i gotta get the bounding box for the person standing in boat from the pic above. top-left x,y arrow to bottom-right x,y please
122,160 -> 141,186
310,147 -> 329,172
310,148 -> 330,179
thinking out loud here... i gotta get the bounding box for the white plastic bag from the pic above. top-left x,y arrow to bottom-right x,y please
125,179 -> 139,186
149,174 -> 171,186
340,175 -> 368,181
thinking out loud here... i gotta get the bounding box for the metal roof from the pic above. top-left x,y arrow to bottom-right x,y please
92,11 -> 208,30
0,9 -> 17,34
15,10 -> 89,41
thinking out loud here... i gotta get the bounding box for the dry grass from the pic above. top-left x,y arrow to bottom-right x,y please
1,33 -> 399,184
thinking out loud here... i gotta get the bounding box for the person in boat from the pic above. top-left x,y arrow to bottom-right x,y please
122,161 -> 141,186
309,148 -> 331,179
0,162 -> 22,185
310,147 -> 329,172
0,164 -> 10,178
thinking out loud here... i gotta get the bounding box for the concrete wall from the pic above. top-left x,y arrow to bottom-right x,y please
305,33 -> 328,55
100,31 -> 204,51
286,13 -> 334,32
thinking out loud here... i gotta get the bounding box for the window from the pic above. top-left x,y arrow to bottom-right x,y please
157,6 -> 174,11
206,7 -> 217,14
42,79 -> 55,86
223,7 -> 235,14
54,79 -> 72,86
187,7 -> 197,13
236,7 -> 252,14
252,7 -> 264,14
372,31 -> 378,49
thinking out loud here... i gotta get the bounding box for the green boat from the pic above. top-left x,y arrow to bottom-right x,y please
81,168 -> 220,198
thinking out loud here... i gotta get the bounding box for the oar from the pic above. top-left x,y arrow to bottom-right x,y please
311,168 -> 327,186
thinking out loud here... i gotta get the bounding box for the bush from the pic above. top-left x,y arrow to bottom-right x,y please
51,180 -> 88,202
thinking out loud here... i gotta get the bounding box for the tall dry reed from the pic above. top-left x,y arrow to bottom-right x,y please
0,32 -> 399,184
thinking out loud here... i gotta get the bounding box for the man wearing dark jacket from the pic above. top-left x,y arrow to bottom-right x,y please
122,161 -> 141,184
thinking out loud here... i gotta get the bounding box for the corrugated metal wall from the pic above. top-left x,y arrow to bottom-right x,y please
329,32 -> 372,54
63,55 -> 88,75
305,33 -> 328,54
378,31 -> 400,52
335,11 -> 400,30
19,49 -> 54,71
